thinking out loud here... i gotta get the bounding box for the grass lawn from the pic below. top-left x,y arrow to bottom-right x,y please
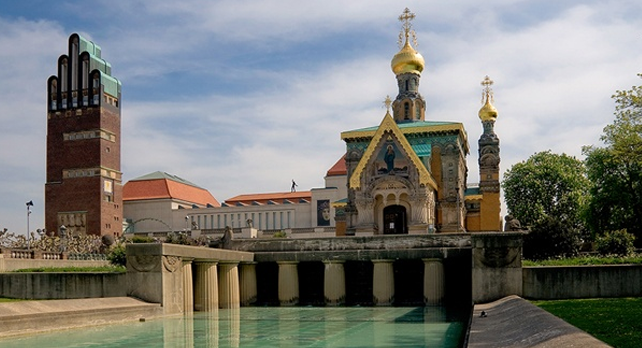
523,254 -> 642,266
534,298 -> 642,348
0,298 -> 23,303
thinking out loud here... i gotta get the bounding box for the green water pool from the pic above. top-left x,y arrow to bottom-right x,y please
1,306 -> 468,347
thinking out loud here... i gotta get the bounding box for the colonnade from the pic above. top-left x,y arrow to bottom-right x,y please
277,258 -> 444,306
183,260 -> 254,311
182,258 -> 444,312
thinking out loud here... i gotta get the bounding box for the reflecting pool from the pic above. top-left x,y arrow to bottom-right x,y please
1,306 -> 468,347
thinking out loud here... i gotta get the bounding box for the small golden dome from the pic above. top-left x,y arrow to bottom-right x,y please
478,97 -> 498,122
391,40 -> 425,75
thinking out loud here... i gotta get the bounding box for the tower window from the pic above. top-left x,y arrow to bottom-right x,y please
404,103 -> 409,120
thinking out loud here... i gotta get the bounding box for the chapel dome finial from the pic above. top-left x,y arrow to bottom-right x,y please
391,8 -> 425,76
478,75 -> 498,122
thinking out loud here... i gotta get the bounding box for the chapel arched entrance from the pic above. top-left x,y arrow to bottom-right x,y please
383,205 -> 407,234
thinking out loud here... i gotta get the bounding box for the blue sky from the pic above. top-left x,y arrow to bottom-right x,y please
1,0 -> 641,234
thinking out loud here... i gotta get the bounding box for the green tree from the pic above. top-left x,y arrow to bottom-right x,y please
502,150 -> 589,230
583,74 -> 642,245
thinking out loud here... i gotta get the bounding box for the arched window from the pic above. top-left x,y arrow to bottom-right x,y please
404,102 -> 410,120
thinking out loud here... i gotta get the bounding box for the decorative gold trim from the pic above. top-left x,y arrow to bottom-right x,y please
341,123 -> 469,153
465,194 -> 483,201
349,112 -> 438,190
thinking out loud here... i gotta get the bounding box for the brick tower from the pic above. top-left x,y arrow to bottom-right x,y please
45,33 -> 123,237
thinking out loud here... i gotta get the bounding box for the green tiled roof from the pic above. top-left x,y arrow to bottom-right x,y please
465,186 -> 481,196
346,120 -> 460,133
77,34 -> 121,98
130,171 -> 204,189
411,143 -> 431,157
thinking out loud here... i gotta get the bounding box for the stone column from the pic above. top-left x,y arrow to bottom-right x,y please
182,258 -> 194,313
239,261 -> 258,306
372,259 -> 394,306
194,261 -> 218,312
218,261 -> 240,309
277,261 -> 299,306
323,260 -> 345,306
423,258 -> 444,305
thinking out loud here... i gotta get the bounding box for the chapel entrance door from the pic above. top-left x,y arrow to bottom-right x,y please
383,205 -> 407,234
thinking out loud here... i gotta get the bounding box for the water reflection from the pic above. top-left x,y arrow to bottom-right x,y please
0,306 -> 467,348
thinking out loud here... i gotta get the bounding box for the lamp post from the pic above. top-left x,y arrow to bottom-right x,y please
26,201 -> 33,250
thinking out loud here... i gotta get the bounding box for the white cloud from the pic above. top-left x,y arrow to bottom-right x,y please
1,1 -> 642,234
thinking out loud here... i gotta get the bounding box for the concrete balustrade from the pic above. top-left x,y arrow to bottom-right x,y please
277,261 -> 299,306
323,260 -> 346,306
239,261 -> 258,306
218,261 -> 240,309
126,243 -> 253,315
372,259 -> 395,306
423,258 -> 444,305
194,261 -> 219,312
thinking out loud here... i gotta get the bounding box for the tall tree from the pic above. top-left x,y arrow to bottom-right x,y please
502,150 -> 589,230
583,74 -> 642,244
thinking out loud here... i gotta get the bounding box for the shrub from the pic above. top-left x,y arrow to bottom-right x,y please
272,231 -> 287,238
596,229 -> 635,256
131,235 -> 155,243
523,216 -> 580,260
107,243 -> 127,267
165,232 -> 192,245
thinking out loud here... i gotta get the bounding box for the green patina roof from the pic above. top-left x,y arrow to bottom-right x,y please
465,186 -> 481,196
411,143 -> 432,157
77,34 -> 121,98
345,120 -> 460,134
130,171 -> 204,189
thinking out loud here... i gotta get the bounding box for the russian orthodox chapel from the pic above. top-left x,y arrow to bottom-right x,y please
337,8 -> 501,235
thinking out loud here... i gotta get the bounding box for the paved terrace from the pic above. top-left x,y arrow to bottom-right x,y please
468,295 -> 610,347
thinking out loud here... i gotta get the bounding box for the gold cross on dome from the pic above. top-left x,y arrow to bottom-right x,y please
398,8 -> 415,31
383,95 -> 392,112
481,75 -> 494,88
397,8 -> 418,48
481,75 -> 494,104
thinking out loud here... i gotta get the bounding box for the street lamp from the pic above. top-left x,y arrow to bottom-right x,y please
26,200 -> 33,250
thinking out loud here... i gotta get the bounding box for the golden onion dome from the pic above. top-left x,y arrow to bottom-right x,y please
391,40 -> 425,76
478,97 -> 498,122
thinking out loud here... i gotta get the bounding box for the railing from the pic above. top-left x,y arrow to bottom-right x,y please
68,253 -> 107,261
0,248 -> 106,261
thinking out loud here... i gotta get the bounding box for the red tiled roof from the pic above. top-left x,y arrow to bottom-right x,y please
326,154 -> 347,176
123,178 -> 220,207
225,191 -> 312,205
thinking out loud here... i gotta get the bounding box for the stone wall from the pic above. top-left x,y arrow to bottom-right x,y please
0,273 -> 126,299
523,265 -> 642,300
471,232 -> 524,303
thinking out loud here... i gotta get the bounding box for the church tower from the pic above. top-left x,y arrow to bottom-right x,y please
341,8 -> 469,235
390,8 -> 426,123
476,76 -> 502,231
45,33 -> 123,237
